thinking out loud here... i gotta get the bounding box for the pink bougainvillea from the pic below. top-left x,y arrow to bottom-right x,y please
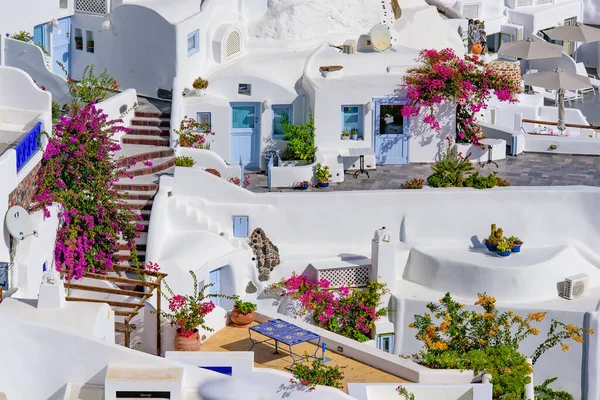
278,274 -> 389,342
32,103 -> 142,280
401,48 -> 521,145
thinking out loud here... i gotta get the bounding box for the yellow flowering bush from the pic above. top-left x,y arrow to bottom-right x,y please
408,292 -> 593,399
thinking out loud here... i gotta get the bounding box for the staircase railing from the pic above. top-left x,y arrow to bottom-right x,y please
14,121 -> 42,173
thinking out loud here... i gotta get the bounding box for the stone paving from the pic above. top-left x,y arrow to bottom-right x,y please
248,152 -> 600,193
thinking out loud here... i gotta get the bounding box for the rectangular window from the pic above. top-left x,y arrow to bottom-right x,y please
33,24 -> 45,49
342,105 -> 363,138
86,30 -> 94,53
187,30 -> 199,56
197,112 -> 211,133
377,334 -> 395,353
74,28 -> 83,51
59,0 -> 69,8
232,216 -> 249,237
272,105 -> 292,138
238,83 -> 251,95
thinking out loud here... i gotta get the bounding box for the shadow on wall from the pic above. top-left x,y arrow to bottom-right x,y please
410,103 -> 456,161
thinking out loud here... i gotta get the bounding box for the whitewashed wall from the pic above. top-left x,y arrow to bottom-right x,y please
3,38 -> 70,105
0,0 -> 73,36
72,7 -> 176,98
507,0 -> 583,38
95,88 -> 138,140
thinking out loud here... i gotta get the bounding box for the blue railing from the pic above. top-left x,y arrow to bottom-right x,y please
15,121 -> 42,172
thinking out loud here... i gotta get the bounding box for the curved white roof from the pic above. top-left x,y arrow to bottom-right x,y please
122,0 -> 204,24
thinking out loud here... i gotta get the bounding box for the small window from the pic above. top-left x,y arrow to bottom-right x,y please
377,334 -> 395,353
342,105 -> 363,138
238,83 -> 251,95
197,112 -> 211,133
188,30 -> 199,56
86,30 -> 94,53
232,216 -> 249,238
74,28 -> 83,51
225,30 -> 242,59
272,105 -> 292,138
59,0 -> 68,8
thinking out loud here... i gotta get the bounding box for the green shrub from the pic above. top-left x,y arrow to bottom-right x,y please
10,31 -> 33,42
535,377 -> 574,400
52,100 -> 62,123
233,296 -> 257,315
59,63 -> 119,104
430,145 -> 474,187
288,356 -> 345,390
401,178 -> 424,189
281,110 -> 317,162
175,156 -> 195,167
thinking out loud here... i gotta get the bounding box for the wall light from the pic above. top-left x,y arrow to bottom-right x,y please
262,100 -> 271,112
366,101 -> 374,112
102,20 -> 112,30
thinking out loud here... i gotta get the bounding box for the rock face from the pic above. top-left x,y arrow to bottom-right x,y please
245,281 -> 257,294
249,228 -> 281,282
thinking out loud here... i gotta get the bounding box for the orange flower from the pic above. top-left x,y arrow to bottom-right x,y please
527,312 -> 547,322
561,344 -> 570,352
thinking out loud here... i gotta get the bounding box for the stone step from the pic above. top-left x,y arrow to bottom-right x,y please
121,148 -> 174,167
124,199 -> 153,211
123,191 -> 156,201
131,117 -> 171,127
117,242 -> 147,251
128,126 -> 170,137
118,232 -> 148,249
122,135 -> 170,147
125,157 -> 175,177
116,250 -> 146,262
134,220 -> 149,232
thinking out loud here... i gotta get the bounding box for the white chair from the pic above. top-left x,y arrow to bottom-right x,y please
531,86 -> 556,103
575,63 -> 595,96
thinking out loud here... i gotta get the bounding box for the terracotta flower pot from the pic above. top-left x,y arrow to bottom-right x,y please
174,328 -> 201,351
230,308 -> 255,327
471,42 -> 483,55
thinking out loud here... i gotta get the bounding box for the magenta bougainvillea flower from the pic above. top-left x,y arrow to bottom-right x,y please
32,103 -> 141,280
401,48 -> 521,145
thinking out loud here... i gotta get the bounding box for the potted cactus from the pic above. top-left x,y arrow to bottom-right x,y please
350,128 -> 359,140
341,130 -> 350,140
496,240 -> 511,257
507,236 -> 523,253
483,224 -> 503,252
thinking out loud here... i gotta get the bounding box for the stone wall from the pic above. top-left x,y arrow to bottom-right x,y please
488,60 -> 522,90
8,163 -> 41,210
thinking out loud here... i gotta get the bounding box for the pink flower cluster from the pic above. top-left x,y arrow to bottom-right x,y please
33,103 -> 141,280
199,301 -> 215,315
401,48 -> 521,145
169,295 -> 185,311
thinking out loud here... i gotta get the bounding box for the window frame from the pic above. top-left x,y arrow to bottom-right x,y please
271,104 -> 293,139
341,105 -> 364,139
196,112 -> 211,132
187,30 -> 199,56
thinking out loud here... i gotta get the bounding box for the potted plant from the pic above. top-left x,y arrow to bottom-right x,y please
157,270 -> 234,351
507,236 -> 523,253
75,36 -> 83,50
496,240 -> 511,257
279,111 -> 317,166
314,163 -> 331,188
191,77 -> 209,96
230,296 -> 257,327
87,40 -> 94,52
350,128 -> 359,140
297,180 -> 310,190
484,224 -> 503,252
341,130 -> 350,140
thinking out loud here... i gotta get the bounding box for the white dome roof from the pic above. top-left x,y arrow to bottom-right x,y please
250,0 -> 381,40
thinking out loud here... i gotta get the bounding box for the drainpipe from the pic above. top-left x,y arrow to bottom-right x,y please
0,34 -> 5,66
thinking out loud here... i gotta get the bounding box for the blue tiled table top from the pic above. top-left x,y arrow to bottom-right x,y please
250,319 -> 320,346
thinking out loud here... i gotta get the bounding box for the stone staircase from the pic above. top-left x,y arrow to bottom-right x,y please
115,97 -> 175,268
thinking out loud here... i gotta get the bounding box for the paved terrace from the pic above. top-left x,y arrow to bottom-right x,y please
248,153 -> 600,193
201,323 -> 407,392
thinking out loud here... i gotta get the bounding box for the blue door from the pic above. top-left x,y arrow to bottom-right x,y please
209,268 -> 221,307
52,18 -> 71,75
33,24 -> 47,51
230,103 -> 260,169
374,98 -> 409,165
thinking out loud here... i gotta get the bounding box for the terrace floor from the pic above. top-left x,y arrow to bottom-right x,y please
201,323 -> 408,391
248,152 -> 600,193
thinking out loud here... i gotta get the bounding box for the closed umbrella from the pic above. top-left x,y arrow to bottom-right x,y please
524,68 -> 591,133
498,37 -> 563,60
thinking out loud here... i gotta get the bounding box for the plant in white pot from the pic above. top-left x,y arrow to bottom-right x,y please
191,77 -> 209,96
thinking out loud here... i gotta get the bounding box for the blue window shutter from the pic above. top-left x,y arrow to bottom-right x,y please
33,25 -> 44,48
233,216 -> 249,237
209,269 -> 221,307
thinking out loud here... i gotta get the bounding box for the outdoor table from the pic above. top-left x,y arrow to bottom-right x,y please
248,319 -> 326,367
340,147 -> 374,179
479,138 -> 501,168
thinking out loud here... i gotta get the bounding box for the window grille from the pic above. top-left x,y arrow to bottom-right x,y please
462,4 -> 480,19
226,30 -> 241,59
311,265 -> 371,288
75,0 -> 109,15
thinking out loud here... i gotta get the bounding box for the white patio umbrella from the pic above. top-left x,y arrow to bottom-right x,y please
545,23 -> 600,44
498,36 -> 563,60
523,68 -> 591,132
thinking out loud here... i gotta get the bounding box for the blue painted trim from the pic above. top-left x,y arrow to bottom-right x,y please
15,121 -> 42,172
187,30 -> 199,56
229,102 -> 261,169
267,157 -> 273,190
200,366 -> 233,376
272,104 -> 293,139
372,97 -> 410,164
232,216 -> 249,238
341,105 -> 364,138
511,136 -> 517,156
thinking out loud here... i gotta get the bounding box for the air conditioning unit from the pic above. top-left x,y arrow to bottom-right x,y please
342,39 -> 356,54
563,274 -> 589,300
501,24 -> 525,42
453,1 -> 481,19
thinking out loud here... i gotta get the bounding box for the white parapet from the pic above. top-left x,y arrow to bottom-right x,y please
104,366 -> 183,400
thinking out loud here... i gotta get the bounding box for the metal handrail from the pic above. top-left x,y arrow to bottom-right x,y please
521,119 -> 600,130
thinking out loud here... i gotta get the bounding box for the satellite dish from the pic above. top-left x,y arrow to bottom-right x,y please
369,23 -> 392,52
5,206 -> 34,240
